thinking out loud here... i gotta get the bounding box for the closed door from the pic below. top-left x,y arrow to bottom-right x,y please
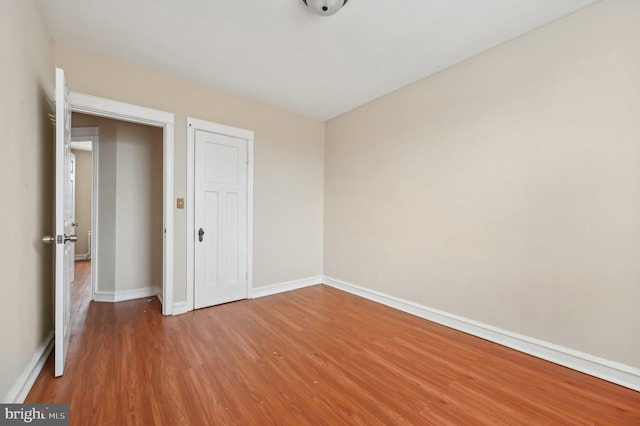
194,129 -> 248,309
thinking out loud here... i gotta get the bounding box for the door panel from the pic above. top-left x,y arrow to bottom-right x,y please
224,192 -> 240,282
205,142 -> 240,184
194,130 -> 248,309
203,191 -> 219,291
54,68 -> 74,377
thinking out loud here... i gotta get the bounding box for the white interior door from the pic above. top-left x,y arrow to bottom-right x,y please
194,129 -> 248,309
53,68 -> 74,377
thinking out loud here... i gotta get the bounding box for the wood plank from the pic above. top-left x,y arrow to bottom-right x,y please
26,261 -> 640,424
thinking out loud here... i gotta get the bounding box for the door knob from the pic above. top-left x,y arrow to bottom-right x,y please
72,222 -> 80,227
198,228 -> 205,242
42,234 -> 77,244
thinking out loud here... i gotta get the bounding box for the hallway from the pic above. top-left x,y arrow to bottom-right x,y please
69,260 -> 92,335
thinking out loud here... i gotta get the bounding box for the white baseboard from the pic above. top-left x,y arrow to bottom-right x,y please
250,275 -> 322,299
171,276 -> 322,314
323,276 -> 640,392
94,286 -> 160,303
2,331 -> 54,403
172,302 -> 189,315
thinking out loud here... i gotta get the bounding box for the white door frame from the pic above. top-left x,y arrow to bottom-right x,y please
186,117 -> 254,313
69,91 -> 175,315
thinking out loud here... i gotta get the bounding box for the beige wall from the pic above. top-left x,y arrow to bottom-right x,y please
56,46 -> 325,303
72,113 -> 163,293
115,122 -> 163,292
325,0 -> 640,368
0,0 -> 54,400
4,0 -> 635,402
72,149 -> 92,256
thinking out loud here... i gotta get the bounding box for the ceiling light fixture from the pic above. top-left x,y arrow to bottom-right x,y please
302,0 -> 349,17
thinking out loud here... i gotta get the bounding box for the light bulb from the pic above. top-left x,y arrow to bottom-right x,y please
302,0 -> 349,17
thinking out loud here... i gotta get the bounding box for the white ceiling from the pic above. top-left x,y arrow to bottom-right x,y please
36,0 -> 597,121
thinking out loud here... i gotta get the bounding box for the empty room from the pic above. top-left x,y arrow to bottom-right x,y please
1,0 -> 639,424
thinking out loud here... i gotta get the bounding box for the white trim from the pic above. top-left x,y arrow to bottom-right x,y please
247,136 -> 254,301
186,124 -> 195,312
91,132 -> 99,301
70,92 -> 174,127
323,276 -> 640,392
2,331 -> 54,403
186,117 -> 254,313
250,276 -> 323,299
163,123 -> 175,316
188,117 -> 254,140
69,91 -> 175,315
94,286 -> 160,303
172,302 -> 190,316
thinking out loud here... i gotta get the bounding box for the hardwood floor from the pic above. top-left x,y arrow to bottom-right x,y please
27,261 -> 640,425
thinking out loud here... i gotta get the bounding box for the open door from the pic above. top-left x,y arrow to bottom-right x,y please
42,68 -> 76,377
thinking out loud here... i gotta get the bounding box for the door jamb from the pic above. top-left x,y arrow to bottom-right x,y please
69,91 -> 175,315
186,117 -> 254,312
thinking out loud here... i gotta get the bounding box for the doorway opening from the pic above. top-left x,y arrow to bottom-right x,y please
71,113 -> 164,314
70,127 -> 97,303
69,92 -> 175,315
